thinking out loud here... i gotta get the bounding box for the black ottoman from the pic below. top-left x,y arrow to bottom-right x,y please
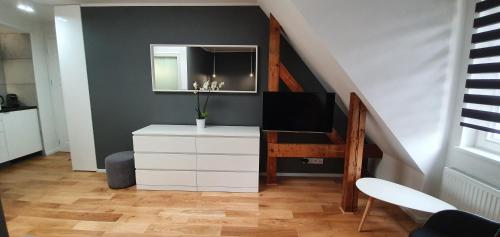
105,151 -> 136,189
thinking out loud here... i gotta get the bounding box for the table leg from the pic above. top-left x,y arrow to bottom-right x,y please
266,156 -> 277,185
358,196 -> 374,232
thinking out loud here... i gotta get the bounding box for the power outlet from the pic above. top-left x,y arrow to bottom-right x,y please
306,158 -> 324,165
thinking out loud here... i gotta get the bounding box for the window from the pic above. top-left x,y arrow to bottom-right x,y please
489,123 -> 500,141
460,0 -> 500,155
474,106 -> 500,153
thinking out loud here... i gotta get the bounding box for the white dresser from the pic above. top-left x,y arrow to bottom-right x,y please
132,125 -> 260,192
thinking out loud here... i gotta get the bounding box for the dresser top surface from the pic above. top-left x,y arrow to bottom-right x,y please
133,125 -> 260,137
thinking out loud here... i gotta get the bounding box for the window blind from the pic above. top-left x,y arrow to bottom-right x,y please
460,0 -> 500,134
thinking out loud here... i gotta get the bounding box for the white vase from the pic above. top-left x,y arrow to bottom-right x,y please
196,119 -> 206,130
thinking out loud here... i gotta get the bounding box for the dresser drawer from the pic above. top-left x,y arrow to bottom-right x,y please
133,135 -> 195,153
197,171 -> 258,188
136,170 -> 196,187
196,137 -> 259,155
135,153 -> 196,170
197,154 -> 259,172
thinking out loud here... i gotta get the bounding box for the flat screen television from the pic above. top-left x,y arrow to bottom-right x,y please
262,92 -> 335,133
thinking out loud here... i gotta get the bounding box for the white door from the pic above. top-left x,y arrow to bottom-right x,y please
3,109 -> 42,159
55,6 -> 97,171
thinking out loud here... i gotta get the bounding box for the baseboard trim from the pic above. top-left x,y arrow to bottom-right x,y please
260,172 -> 343,178
96,169 -> 106,173
43,144 -> 70,156
43,147 -> 60,156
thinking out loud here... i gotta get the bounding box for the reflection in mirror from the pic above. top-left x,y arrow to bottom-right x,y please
151,45 -> 257,93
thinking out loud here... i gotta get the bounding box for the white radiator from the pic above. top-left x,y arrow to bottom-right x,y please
441,167 -> 500,222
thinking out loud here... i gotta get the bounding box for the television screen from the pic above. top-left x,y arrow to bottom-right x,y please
262,92 -> 335,133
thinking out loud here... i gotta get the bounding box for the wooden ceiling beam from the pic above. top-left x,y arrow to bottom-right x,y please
279,63 -> 304,92
268,14 -> 281,92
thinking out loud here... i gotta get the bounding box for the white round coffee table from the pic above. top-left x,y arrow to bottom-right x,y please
356,178 -> 456,232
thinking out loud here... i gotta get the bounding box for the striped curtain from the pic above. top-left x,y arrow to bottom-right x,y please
460,0 -> 500,135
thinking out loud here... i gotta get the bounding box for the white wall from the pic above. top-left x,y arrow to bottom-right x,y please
0,32 -> 38,106
258,0 -> 461,193
44,23 -> 70,152
0,1 -> 61,155
54,5 -> 97,171
0,44 -> 5,95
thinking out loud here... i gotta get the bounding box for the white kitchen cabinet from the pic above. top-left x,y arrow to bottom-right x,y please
0,116 -> 8,164
0,109 -> 43,163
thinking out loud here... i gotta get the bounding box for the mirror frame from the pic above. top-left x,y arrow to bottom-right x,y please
150,44 -> 258,94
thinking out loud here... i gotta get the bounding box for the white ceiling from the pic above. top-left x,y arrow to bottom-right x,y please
1,0 -> 257,21
0,0 -> 54,21
31,0 -> 257,6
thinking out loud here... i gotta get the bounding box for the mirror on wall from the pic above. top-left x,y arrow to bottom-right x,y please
150,44 -> 258,93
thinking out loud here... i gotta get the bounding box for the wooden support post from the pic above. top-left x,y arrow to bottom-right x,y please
266,14 -> 281,185
341,93 -> 367,212
267,132 -> 278,185
327,130 -> 344,144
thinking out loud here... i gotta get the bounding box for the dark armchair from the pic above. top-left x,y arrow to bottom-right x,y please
409,210 -> 499,237
0,198 -> 8,237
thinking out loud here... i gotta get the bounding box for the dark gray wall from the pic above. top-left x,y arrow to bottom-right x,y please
81,6 -> 348,172
82,6 -> 268,168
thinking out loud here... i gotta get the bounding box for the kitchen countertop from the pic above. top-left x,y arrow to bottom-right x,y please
0,106 -> 37,113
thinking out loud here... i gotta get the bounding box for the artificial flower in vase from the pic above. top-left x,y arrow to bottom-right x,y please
193,79 -> 224,129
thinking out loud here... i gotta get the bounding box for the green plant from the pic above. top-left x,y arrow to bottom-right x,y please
193,79 -> 224,119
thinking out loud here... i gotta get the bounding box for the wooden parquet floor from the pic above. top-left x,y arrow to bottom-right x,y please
0,153 -> 418,237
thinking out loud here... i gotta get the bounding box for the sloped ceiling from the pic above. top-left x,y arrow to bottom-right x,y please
258,0 -> 459,178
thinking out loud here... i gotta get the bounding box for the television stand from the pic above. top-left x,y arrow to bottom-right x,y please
265,94 -> 383,211
265,15 -> 383,213
263,130 -> 332,134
